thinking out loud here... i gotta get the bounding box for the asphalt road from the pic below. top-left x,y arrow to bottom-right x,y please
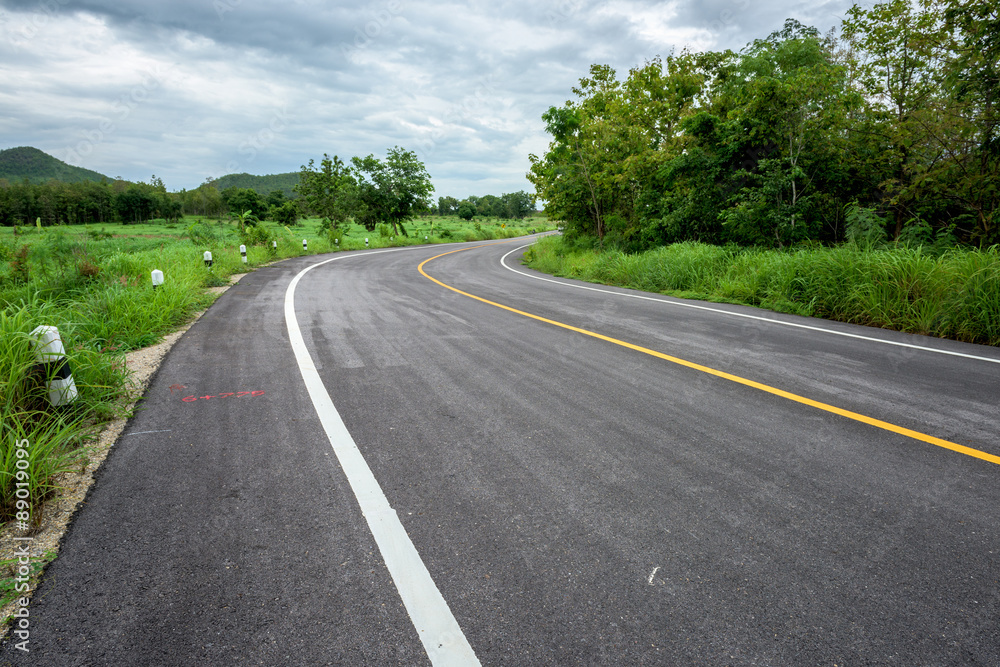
4,237 -> 999,665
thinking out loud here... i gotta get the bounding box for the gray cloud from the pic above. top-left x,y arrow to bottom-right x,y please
0,0 -> 855,197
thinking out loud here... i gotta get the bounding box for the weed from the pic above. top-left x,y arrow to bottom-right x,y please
0,549 -> 54,617
85,226 -> 114,241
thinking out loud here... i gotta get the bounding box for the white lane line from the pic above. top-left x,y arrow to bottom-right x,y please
499,244 -> 1000,365
285,249 -> 481,667
124,429 -> 172,436
647,567 -> 659,585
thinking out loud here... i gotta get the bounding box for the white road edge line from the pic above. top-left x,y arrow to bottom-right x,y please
285,248 -> 481,667
500,244 -> 1000,365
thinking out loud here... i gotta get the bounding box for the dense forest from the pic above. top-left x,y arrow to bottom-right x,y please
529,0 -> 998,249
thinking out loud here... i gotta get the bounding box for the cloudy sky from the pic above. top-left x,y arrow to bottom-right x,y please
0,0 -> 855,198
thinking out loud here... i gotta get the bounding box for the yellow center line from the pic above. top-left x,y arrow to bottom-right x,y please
418,245 -> 1000,467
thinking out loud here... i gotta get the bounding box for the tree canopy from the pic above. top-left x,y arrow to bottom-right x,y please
295,154 -> 355,233
351,147 -> 434,235
528,2 -> 1000,249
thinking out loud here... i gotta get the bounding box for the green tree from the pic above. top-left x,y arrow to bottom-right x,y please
933,0 -> 1000,243
438,196 -> 459,216
476,194 -> 501,218
457,201 -> 475,220
271,201 -> 298,226
295,154 -> 355,233
266,189 -> 287,209
113,185 -> 156,224
530,55 -> 703,245
500,191 -> 534,219
351,147 -> 434,235
843,0 -> 945,238
232,209 -> 256,234
719,21 -> 855,245
182,180 -> 225,218
221,187 -> 264,219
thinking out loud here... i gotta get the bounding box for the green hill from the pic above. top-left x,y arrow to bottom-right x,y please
213,172 -> 300,198
0,146 -> 111,184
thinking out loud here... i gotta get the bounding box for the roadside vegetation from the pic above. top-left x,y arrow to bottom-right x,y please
522,0 -> 1000,350
529,1 -> 999,250
524,235 -> 1000,346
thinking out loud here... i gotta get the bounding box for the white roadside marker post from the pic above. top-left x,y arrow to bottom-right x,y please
365,237 -> 369,247
151,269 -> 164,290
272,240 -> 277,250
30,326 -> 78,407
303,239 -> 308,251
240,244 -> 247,264
203,250 -> 213,269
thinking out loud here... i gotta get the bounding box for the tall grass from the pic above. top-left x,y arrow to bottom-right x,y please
0,296 -> 118,527
524,236 -> 1000,346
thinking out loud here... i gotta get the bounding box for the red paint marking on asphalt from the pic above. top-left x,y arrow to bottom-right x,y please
181,390 -> 266,403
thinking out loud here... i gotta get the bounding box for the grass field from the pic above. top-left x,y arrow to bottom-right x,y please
0,213 -> 551,542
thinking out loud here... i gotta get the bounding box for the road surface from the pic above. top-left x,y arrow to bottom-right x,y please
4,237 -> 999,665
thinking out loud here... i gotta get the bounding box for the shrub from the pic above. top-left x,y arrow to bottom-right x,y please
272,202 -> 298,226
240,223 -> 273,247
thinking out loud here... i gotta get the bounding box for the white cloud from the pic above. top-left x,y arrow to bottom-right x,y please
1,0 -> 857,196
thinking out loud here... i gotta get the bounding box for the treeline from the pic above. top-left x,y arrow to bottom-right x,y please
0,176 -> 297,227
435,192 -> 535,220
0,154 -> 534,229
0,177 -> 182,226
529,0 -> 999,249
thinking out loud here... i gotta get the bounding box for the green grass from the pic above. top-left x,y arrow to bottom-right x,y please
0,213 -> 552,529
523,236 -> 1000,346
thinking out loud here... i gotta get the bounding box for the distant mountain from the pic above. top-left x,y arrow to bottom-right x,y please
0,146 -> 111,184
212,172 -> 300,198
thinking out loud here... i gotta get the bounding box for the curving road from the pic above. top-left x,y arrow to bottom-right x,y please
5,237 -> 999,665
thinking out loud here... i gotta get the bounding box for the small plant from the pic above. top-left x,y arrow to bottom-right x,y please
8,245 -> 30,283
77,259 -> 101,280
232,209 -> 259,235
0,549 -> 55,616
327,226 -> 345,248
86,226 -> 114,241
240,223 -> 273,247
